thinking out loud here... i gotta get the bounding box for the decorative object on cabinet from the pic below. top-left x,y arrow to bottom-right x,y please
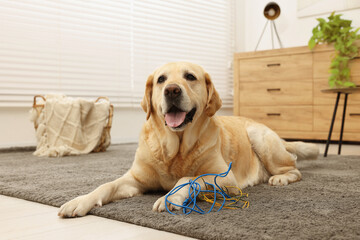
255,2 -> 283,51
233,41 -> 360,142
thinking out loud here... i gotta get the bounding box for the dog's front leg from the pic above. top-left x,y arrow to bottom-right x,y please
58,171 -> 144,217
152,177 -> 192,212
153,172 -> 237,212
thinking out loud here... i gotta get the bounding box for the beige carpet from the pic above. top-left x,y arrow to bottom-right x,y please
0,144 -> 359,240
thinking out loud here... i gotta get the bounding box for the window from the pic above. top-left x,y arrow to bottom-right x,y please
0,0 -> 235,108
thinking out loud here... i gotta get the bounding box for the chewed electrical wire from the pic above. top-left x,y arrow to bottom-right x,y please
165,162 -> 249,215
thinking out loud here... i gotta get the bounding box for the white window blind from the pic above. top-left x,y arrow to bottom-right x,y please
0,0 -> 235,108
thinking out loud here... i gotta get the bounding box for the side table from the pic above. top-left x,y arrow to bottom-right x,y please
321,87 -> 360,157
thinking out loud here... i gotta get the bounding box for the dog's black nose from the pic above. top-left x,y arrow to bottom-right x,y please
164,84 -> 182,99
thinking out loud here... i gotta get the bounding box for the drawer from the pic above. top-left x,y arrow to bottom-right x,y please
314,105 -> 360,132
239,81 -> 312,106
313,77 -> 360,105
240,106 -> 313,131
238,53 -> 312,82
313,51 -> 360,79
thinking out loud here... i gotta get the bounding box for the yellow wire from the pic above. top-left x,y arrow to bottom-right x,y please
199,186 -> 249,209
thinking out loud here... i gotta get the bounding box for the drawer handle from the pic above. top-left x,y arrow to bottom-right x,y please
267,113 -> 281,116
267,63 -> 281,67
349,113 -> 360,116
267,88 -> 281,92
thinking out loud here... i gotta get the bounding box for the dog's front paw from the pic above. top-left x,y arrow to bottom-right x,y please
152,194 -> 185,212
58,194 -> 100,218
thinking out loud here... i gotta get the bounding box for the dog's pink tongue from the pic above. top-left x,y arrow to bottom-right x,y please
165,112 -> 186,128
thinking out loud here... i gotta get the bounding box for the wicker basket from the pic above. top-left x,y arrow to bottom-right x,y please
32,95 -> 113,153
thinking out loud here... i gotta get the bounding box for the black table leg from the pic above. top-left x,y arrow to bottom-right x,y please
338,93 -> 348,155
324,92 -> 341,157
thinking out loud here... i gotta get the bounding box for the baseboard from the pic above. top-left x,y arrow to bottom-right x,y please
0,142 -> 36,149
111,137 -> 138,144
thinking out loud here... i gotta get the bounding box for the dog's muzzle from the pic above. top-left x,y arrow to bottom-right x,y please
163,84 -> 196,129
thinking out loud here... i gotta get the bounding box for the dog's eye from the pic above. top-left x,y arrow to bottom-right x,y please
157,75 -> 167,84
184,73 -> 197,81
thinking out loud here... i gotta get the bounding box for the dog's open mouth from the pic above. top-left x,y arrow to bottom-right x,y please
165,106 -> 196,129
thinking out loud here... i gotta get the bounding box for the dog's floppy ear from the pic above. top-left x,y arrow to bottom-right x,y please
205,73 -> 222,117
141,74 -> 154,120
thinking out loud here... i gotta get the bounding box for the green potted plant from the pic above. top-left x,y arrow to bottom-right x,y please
308,12 -> 360,88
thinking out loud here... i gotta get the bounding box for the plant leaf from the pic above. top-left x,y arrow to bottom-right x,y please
336,80 -> 343,87
330,59 -> 340,68
312,27 -> 319,35
328,79 -> 336,88
342,68 -> 350,79
330,68 -> 339,75
328,11 -> 335,20
346,39 -> 354,47
343,81 -> 356,87
317,18 -> 326,24
308,38 -> 316,49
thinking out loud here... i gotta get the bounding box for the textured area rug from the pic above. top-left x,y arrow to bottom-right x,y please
0,144 -> 359,240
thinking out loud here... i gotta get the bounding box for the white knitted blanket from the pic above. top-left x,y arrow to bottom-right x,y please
30,95 -> 110,157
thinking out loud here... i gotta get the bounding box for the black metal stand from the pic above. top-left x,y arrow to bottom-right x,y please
324,93 -> 349,157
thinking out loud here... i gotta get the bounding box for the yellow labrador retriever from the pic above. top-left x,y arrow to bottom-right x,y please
58,62 -> 319,217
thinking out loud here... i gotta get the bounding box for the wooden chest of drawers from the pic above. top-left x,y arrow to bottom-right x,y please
234,43 -> 360,142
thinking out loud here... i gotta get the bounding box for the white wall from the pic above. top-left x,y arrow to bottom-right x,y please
237,0 -> 360,52
0,107 -> 36,148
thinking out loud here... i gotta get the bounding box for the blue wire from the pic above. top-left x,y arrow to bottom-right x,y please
165,162 -> 233,215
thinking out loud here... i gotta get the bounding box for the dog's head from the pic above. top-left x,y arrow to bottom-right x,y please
141,62 -> 222,131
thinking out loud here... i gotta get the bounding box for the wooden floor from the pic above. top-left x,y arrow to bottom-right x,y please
0,195 -> 194,240
1,143 -> 359,240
